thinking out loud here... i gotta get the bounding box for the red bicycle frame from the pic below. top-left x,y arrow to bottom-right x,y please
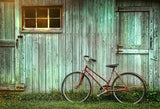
77,65 -> 130,92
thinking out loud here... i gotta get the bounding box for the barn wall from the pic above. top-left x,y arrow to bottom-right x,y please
13,0 -> 160,93
15,0 -> 116,93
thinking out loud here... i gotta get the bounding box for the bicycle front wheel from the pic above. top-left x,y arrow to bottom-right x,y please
112,72 -> 146,104
61,72 -> 91,102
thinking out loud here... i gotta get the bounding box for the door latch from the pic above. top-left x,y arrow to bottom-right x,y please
16,39 -> 18,49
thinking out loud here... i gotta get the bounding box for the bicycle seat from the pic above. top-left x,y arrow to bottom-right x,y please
106,64 -> 119,68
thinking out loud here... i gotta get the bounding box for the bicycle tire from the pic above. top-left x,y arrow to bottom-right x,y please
112,72 -> 146,104
61,72 -> 91,102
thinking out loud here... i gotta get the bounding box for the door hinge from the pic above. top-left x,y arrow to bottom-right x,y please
117,45 -> 123,53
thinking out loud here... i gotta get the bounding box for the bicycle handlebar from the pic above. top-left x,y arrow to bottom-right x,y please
83,55 -> 96,63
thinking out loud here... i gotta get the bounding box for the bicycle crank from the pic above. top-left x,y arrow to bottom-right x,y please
97,90 -> 107,97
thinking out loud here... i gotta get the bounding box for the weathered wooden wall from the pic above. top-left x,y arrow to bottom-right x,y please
15,0 -> 116,93
0,1 -> 15,90
116,0 -> 160,90
0,0 -> 160,93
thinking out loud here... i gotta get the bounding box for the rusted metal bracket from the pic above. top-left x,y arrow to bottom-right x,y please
117,45 -> 123,53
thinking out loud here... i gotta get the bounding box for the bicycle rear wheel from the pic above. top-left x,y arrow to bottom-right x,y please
61,72 -> 91,102
112,72 -> 146,104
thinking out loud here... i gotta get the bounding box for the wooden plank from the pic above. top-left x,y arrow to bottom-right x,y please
149,8 -> 154,90
19,35 -> 26,84
72,33 -> 81,90
72,0 -> 80,72
58,34 -> 65,91
118,49 -> 149,54
57,0 -> 66,91
52,34 -> 59,90
156,3 -> 160,90
0,48 -> 5,84
1,2 -> 5,40
65,0 -> 73,79
152,3 -> 159,90
111,0 -> 117,65
107,0 -> 113,80
32,34 -> 39,93
90,0 -> 96,73
25,34 -> 33,93
5,2 -> 12,40
46,35 -> 53,92
38,34 -> 46,93
0,40 -> 15,47
14,0 -> 20,91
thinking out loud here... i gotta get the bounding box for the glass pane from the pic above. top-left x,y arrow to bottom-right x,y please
37,8 -> 47,18
37,19 -> 48,28
50,19 -> 60,28
50,9 -> 60,18
25,19 -> 36,28
25,8 -> 36,18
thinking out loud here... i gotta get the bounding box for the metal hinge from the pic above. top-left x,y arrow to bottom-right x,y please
117,45 -> 123,53
151,57 -> 158,61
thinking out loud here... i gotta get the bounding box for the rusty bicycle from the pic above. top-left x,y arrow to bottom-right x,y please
61,56 -> 146,104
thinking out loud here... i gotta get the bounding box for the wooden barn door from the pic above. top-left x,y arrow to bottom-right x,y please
116,7 -> 153,83
0,1 -> 16,90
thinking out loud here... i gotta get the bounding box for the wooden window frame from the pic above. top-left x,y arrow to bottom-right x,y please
22,6 -> 62,33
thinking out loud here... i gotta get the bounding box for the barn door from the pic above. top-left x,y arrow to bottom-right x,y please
0,1 -> 16,90
116,7 -> 153,83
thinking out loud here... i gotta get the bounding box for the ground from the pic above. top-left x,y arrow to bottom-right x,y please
0,99 -> 160,109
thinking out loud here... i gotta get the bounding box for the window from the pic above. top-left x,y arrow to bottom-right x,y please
22,6 -> 62,33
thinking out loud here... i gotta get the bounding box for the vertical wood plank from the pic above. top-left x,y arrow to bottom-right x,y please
38,35 -> 46,93
46,35 -> 53,92
0,48 -> 5,84
65,0 -> 73,75
58,0 -> 66,91
32,35 -> 39,93
149,8 -> 154,90
52,34 -> 59,90
25,34 -> 33,93
72,0 -> 80,72
152,2 -> 159,90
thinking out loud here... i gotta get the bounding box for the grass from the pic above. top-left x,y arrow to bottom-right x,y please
0,99 -> 160,109
0,91 -> 160,109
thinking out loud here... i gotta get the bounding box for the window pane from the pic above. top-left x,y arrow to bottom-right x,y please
25,8 -> 36,18
50,9 -> 60,18
37,8 -> 47,18
25,19 -> 36,28
50,19 -> 60,28
37,19 -> 48,28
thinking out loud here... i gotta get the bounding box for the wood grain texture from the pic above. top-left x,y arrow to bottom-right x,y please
1,0 -> 160,93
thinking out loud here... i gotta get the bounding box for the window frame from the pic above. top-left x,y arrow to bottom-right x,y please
22,6 -> 63,33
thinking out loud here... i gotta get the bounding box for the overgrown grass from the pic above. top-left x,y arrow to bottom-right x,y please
0,91 -> 160,109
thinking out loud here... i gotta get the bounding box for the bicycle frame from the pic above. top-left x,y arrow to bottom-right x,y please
77,65 -> 130,92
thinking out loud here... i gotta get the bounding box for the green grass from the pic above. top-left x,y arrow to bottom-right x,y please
0,99 -> 160,109
0,91 -> 160,109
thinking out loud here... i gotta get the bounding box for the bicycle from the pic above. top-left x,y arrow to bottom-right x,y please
61,56 -> 146,104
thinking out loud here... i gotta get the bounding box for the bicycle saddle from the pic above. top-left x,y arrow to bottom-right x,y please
106,64 -> 119,68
